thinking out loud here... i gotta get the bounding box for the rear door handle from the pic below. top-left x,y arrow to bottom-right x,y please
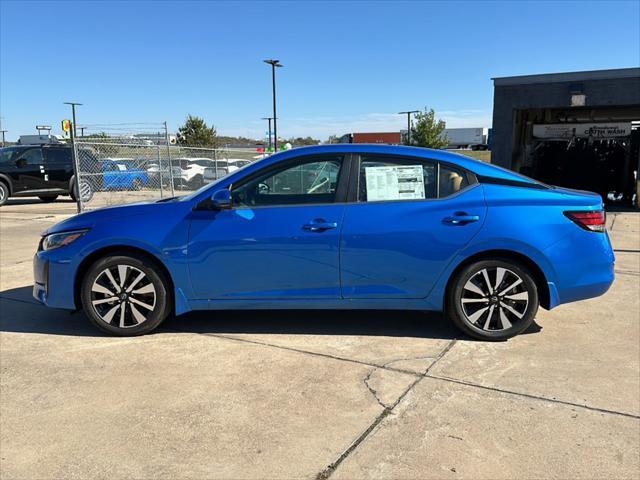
443,213 -> 480,226
302,220 -> 338,232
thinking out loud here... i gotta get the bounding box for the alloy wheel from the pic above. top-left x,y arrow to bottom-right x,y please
460,267 -> 529,331
90,264 -> 156,328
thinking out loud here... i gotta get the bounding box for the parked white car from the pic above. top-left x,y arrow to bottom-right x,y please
171,158 -> 218,189
203,159 -> 253,184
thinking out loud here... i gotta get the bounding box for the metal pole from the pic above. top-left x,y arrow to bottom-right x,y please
272,66 -> 278,151
264,60 -> 282,151
65,102 -> 83,213
261,117 -> 273,152
0,130 -> 6,147
399,110 -> 419,145
164,122 -> 175,196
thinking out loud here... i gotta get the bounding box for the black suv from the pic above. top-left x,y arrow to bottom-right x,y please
0,144 -> 96,206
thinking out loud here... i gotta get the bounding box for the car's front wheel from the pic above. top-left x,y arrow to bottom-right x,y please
446,258 -> 539,341
81,254 -> 171,336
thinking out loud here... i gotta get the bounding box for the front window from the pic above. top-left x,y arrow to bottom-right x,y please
232,156 -> 343,207
0,147 -> 22,163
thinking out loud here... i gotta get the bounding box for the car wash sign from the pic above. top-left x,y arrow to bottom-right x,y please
533,123 -> 631,139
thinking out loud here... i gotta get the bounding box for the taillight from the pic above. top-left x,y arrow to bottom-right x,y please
564,210 -> 606,232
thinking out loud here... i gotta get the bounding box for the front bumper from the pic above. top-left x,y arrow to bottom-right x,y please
32,250 -> 77,310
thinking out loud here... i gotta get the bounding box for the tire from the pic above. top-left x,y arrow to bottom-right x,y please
80,253 -> 172,336
0,181 -> 8,206
38,195 -> 59,203
446,258 -> 539,341
191,175 -> 204,190
132,179 -> 143,191
71,179 -> 94,203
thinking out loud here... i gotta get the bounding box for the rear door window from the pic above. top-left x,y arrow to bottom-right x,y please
358,155 -> 470,202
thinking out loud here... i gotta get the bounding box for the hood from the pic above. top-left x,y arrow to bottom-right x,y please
43,200 -> 179,235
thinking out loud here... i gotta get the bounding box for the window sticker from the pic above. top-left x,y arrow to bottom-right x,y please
364,165 -> 425,201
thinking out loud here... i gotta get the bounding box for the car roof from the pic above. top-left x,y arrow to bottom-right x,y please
262,144 -> 538,184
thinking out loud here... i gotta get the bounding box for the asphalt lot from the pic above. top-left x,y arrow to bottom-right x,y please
0,200 -> 638,479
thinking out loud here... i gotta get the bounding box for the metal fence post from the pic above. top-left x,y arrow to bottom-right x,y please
164,121 -> 175,196
157,143 -> 164,199
70,125 -> 83,213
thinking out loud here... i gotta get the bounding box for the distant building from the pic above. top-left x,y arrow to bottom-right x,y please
492,67 -> 640,206
338,132 -> 402,144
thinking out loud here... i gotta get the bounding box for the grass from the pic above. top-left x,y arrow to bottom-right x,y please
451,150 -> 491,163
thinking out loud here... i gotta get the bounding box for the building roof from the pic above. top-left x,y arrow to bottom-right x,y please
492,67 -> 640,86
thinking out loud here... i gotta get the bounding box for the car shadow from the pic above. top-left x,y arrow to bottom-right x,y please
0,285 -> 541,340
4,198 -> 76,206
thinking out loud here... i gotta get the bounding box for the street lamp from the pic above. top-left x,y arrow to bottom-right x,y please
263,59 -> 283,151
261,116 -> 275,151
398,110 -> 419,145
63,102 -> 82,137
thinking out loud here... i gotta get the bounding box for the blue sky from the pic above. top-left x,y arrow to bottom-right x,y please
1,0 -> 639,141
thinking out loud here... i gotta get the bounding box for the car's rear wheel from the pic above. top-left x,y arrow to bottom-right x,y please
132,179 -> 143,191
70,179 -> 94,203
38,195 -> 59,203
0,181 -> 8,206
81,254 -> 171,336
446,258 -> 539,341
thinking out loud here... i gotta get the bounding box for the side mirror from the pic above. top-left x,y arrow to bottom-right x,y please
15,158 -> 27,169
211,189 -> 232,210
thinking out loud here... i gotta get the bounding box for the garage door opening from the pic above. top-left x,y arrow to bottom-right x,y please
525,122 -> 639,206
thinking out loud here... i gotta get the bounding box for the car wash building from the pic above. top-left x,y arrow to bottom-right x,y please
491,68 -> 640,206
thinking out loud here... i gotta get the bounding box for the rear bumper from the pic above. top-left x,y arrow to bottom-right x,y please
545,229 -> 615,307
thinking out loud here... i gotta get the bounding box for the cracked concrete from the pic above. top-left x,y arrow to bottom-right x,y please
1,202 -> 639,479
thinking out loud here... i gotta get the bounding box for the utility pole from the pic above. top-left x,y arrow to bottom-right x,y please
64,102 -> 83,213
261,116 -> 274,151
263,59 -> 282,151
399,110 -> 419,145
64,102 -> 82,138
0,130 -> 7,147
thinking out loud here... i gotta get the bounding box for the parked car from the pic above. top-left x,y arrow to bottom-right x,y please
100,160 -> 150,191
203,166 -> 229,184
0,143 -> 97,206
33,145 -> 614,339
203,159 -> 252,184
171,157 -> 217,189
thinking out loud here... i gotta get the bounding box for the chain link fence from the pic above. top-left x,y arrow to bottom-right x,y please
72,138 -> 260,210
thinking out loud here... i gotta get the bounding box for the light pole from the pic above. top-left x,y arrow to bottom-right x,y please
263,59 -> 282,151
399,110 -> 419,145
0,130 -> 6,147
261,116 -> 274,151
64,102 -> 82,137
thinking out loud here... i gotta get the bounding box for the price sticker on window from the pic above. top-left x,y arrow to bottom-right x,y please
364,165 -> 425,201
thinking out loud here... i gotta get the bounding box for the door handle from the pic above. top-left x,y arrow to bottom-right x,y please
302,220 -> 338,232
443,213 -> 480,226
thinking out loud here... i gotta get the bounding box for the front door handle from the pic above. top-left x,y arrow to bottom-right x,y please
302,219 -> 338,232
443,213 -> 480,226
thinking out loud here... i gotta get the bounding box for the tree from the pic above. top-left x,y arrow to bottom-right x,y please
410,108 -> 448,149
177,115 -> 218,147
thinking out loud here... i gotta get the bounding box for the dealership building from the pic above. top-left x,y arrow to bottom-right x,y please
491,68 -> 640,206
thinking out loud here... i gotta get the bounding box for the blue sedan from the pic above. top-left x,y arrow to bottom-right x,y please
33,145 -> 614,340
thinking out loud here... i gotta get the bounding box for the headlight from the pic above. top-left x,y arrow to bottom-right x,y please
41,230 -> 89,251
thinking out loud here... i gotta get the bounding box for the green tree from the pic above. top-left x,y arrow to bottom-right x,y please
177,115 -> 218,147
410,108 -> 448,149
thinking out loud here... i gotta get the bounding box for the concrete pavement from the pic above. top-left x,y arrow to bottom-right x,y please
1,200 -> 638,479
